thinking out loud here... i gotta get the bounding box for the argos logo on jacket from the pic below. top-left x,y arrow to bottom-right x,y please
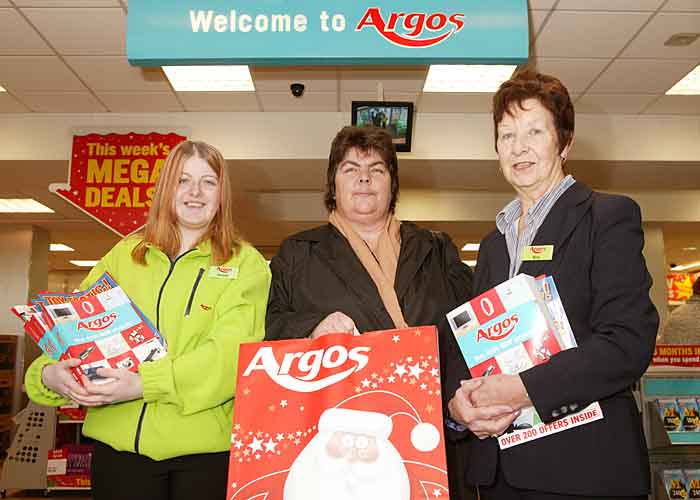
242,345 -> 370,392
355,8 -> 465,48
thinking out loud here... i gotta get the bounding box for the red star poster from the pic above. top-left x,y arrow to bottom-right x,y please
228,327 -> 449,500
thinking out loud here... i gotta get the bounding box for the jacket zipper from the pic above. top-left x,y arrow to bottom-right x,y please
134,250 -> 194,455
184,268 -> 205,317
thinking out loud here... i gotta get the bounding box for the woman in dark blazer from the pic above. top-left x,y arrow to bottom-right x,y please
266,125 -> 475,500
447,70 -> 658,500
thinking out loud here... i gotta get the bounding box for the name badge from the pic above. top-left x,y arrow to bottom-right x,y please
522,245 -> 554,262
208,266 -> 238,279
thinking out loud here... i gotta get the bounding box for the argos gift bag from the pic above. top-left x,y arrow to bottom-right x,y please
227,326 -> 448,500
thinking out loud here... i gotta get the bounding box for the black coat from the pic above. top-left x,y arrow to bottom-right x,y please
445,182 -> 659,496
265,221 -> 474,500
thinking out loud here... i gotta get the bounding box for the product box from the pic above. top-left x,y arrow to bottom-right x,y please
47,445 -> 93,489
678,399 -> 700,432
658,399 -> 683,432
685,469 -> 700,499
664,469 -> 689,499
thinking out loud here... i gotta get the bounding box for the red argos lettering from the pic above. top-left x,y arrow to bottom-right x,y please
356,8 -> 465,48
476,314 -> 519,343
77,312 -> 117,331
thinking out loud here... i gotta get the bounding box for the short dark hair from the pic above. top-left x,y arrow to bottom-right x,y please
693,277 -> 700,296
325,126 -> 399,213
492,69 -> 575,155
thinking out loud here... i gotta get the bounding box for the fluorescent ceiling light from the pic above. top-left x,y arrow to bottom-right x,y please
671,261 -> 700,272
682,247 -> 698,251
0,198 -> 54,213
70,260 -> 99,268
423,65 -> 516,93
462,260 -> 477,267
666,64 -> 700,95
50,243 -> 75,252
163,65 -> 255,92
0,85 -> 6,92
461,243 -> 480,252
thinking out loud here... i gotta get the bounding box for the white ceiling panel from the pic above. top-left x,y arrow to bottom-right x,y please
534,11 -> 650,58
575,94 -> 658,114
555,0 -> 664,10
643,95 -> 700,115
663,0 -> 700,11
417,93 -> 493,113
258,92 -> 337,112
622,13 -> 700,59
14,1 -> 121,6
21,91 -> 106,112
97,92 -> 183,112
0,93 -> 30,113
0,1 -> 10,5
23,7 -> 126,55
0,8 -> 52,55
65,56 -> 171,92
534,58 -> 609,93
340,92 -> 376,112
0,56 -> 86,92
529,10 -> 550,40
529,0 -> 556,9
588,59 -> 698,93
339,69 -> 427,93
178,92 -> 261,112
251,69 -> 338,93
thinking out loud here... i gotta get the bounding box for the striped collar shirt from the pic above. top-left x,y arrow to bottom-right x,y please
496,175 -> 576,278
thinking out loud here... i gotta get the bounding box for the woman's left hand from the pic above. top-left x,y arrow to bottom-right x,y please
71,368 -> 144,407
470,374 -> 531,411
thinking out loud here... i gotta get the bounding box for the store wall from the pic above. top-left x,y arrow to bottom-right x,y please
643,224 -> 669,334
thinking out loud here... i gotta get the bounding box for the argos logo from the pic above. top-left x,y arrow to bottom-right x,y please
477,314 -> 519,343
242,345 -> 370,392
355,8 -> 465,48
77,312 -> 117,331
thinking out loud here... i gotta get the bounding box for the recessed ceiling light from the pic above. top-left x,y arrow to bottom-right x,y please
162,65 -> 255,92
682,247 -> 698,251
70,260 -> 99,268
0,198 -> 54,213
423,65 -> 516,93
664,33 -> 700,47
0,85 -> 6,92
461,243 -> 480,252
462,260 -> 477,267
671,261 -> 700,272
666,64 -> 700,95
50,243 -> 75,252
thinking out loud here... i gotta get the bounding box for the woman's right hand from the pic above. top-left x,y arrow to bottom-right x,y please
449,379 -> 520,439
310,311 -> 356,339
42,359 -> 91,402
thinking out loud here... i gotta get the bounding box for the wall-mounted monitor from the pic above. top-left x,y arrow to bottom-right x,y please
351,101 -> 414,152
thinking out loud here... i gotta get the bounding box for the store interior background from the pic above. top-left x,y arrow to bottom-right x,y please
0,0 -> 699,338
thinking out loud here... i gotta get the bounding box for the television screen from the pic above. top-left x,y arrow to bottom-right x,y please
351,101 -> 414,152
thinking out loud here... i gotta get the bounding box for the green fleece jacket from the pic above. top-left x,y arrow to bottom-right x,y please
25,237 -> 270,460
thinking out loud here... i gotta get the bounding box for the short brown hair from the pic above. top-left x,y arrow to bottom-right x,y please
493,69 -> 575,155
324,126 -> 399,213
132,140 -> 242,265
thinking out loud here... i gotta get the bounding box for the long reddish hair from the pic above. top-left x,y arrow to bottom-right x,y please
131,140 -> 241,265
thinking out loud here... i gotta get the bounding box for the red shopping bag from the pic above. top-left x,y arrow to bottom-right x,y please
227,326 -> 449,500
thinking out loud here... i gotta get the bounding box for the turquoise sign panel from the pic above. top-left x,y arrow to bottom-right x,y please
127,0 -> 528,66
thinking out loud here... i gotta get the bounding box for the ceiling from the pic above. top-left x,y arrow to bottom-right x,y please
0,0 -> 699,273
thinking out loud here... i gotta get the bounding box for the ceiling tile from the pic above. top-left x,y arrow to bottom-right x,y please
643,95 -> 700,115
534,58 -> 609,93
340,92 -> 376,112
575,94 -> 657,114
534,11 -> 650,57
529,0 -> 556,9
65,56 -> 171,92
529,10 -> 550,40
622,13 -> 700,59
178,92 -> 260,112
97,92 -> 183,112
339,69 -> 427,93
0,8 -> 52,55
251,68 -> 338,93
23,7 -> 125,55
588,59 -> 697,93
663,0 -> 700,11
258,92 -> 337,112
417,93 -> 493,113
21,91 -> 106,112
0,1 -> 10,5
14,1 -> 120,6
556,0 -> 664,10
0,56 -> 86,92
0,93 -> 30,113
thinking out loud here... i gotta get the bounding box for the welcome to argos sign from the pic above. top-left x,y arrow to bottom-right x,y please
127,0 -> 528,66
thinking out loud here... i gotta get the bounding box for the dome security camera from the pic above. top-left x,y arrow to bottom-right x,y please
290,83 -> 305,98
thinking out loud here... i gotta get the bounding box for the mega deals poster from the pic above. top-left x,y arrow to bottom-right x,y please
228,327 -> 449,500
50,132 -> 187,237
